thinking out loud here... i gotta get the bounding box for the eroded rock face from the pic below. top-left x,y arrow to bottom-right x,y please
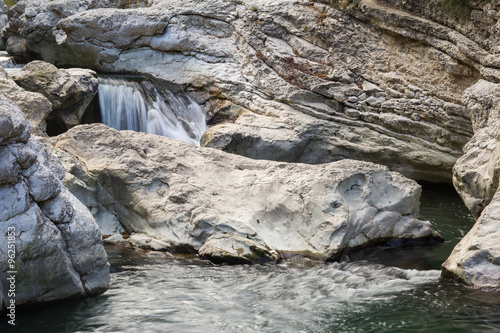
10,60 -> 98,135
442,80 -> 500,290
4,0 -> 496,181
0,66 -> 51,134
52,123 -> 441,263
0,96 -> 109,311
453,80 -> 500,219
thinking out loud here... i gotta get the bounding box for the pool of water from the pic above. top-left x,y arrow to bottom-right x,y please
4,184 -> 500,333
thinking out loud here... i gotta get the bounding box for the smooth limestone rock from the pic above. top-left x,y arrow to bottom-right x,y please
442,190 -> 500,292
452,80 -> 500,219
4,0 -> 496,182
442,80 -> 500,291
52,123 -> 441,263
0,66 -> 52,134
0,96 -> 109,311
10,60 -> 98,135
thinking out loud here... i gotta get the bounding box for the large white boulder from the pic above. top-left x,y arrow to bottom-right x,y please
52,123 -> 441,263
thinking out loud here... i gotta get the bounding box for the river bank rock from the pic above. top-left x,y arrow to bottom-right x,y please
5,0 -> 498,181
0,66 -> 51,134
10,60 -> 98,135
52,123 -> 441,263
199,234 -> 282,265
0,96 -> 109,311
442,190 -> 500,292
442,80 -> 500,291
452,80 -> 500,219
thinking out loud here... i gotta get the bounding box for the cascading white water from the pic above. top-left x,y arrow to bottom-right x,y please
98,76 -> 207,145
0,51 -> 24,69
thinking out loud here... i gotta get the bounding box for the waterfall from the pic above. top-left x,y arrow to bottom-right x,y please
0,51 -> 24,69
97,76 -> 207,145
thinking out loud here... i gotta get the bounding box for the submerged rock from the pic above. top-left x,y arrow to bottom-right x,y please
10,60 -> 98,135
52,123 -> 441,263
0,96 -> 109,311
442,80 -> 500,291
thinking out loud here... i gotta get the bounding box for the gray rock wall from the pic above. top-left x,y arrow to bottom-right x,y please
0,95 -> 109,310
442,80 -> 500,290
3,0 -> 496,181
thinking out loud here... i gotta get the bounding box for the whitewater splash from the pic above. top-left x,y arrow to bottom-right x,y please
0,51 -> 24,69
98,76 -> 207,145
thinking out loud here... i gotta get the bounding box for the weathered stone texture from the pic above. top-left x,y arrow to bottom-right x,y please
3,0 -> 496,181
52,123 -> 441,263
0,96 -> 109,311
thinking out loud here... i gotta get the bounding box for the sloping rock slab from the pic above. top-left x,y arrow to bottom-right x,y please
52,123 -> 441,263
442,190 -> 500,292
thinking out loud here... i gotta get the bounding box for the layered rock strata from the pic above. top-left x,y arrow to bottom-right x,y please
0,96 -> 109,311
52,123 -> 441,263
3,0 -> 496,181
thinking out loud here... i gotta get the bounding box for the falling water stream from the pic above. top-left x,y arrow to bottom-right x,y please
4,184 -> 500,333
0,51 -> 24,69
97,76 -> 207,145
